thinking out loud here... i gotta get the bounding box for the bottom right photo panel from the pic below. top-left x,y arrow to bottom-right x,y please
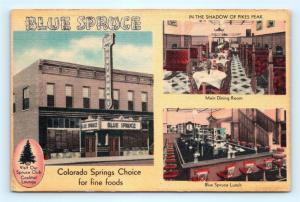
163,108 -> 287,182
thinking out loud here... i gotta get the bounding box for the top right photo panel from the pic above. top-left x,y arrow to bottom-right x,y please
163,20 -> 286,95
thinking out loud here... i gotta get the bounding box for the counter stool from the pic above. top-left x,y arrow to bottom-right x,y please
273,147 -> 286,178
191,169 -> 209,181
167,143 -> 174,147
166,154 -> 176,159
239,160 -> 256,181
256,158 -> 273,181
164,164 -> 177,171
165,158 -> 176,164
167,151 -> 175,156
217,164 -> 236,181
273,160 -> 284,178
163,170 -> 179,180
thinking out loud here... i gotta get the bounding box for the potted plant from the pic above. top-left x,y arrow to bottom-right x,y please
43,148 -> 51,160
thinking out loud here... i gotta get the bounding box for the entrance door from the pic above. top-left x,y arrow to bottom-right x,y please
109,136 -> 120,156
85,135 -> 97,157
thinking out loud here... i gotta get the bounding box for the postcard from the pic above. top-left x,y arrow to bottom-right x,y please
11,9 -> 290,192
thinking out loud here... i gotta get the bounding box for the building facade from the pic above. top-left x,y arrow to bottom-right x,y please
13,59 -> 153,159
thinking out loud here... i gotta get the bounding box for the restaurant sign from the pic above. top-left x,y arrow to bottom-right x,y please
101,120 -> 141,130
81,120 -> 100,131
102,33 -> 115,110
81,116 -> 141,131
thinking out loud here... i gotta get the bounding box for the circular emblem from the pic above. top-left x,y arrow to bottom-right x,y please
186,122 -> 194,132
13,139 -> 45,188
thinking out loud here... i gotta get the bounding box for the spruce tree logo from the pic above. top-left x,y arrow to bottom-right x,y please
19,140 -> 36,165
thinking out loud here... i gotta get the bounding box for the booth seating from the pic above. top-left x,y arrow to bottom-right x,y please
273,56 -> 286,94
239,160 -> 256,181
191,169 -> 209,181
238,44 -> 286,95
164,49 -> 190,71
256,158 -> 274,181
217,164 -> 236,181
164,44 -> 209,73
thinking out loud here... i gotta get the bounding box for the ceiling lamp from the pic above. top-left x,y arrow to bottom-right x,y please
207,109 -> 217,122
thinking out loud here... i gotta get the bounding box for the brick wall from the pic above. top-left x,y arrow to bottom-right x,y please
13,61 -> 40,146
39,72 -> 153,112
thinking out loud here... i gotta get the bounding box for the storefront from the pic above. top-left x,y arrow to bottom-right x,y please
13,33 -> 154,161
81,116 -> 151,157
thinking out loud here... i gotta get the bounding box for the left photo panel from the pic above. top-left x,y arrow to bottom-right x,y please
12,31 -> 154,166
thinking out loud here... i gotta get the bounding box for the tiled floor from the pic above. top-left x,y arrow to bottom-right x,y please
163,55 -> 265,95
230,55 -> 264,94
163,71 -> 191,94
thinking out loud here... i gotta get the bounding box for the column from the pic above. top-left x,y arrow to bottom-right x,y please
105,133 -> 109,145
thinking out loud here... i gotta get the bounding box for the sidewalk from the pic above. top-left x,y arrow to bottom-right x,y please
45,155 -> 154,165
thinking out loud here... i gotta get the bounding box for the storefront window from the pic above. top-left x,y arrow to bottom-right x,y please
53,118 -> 59,128
142,120 -> 148,129
47,129 -> 80,153
122,132 -> 148,149
75,119 -> 80,128
70,118 -> 75,128
65,118 -> 70,128
47,118 -> 80,129
58,118 -> 64,128
47,118 -> 53,128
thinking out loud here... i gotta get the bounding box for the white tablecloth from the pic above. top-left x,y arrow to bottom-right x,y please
193,70 -> 227,89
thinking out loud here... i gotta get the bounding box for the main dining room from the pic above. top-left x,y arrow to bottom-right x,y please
163,20 -> 286,95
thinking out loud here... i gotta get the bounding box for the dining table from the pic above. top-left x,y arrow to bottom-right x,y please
192,70 -> 227,94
